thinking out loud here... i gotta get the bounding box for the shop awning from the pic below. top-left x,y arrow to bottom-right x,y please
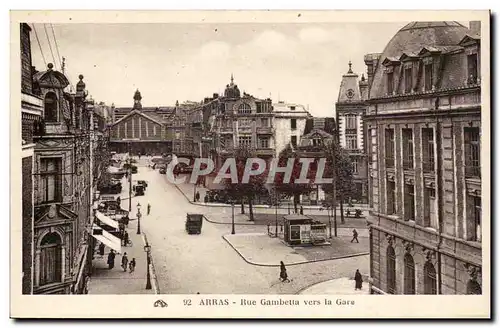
95,211 -> 119,229
91,224 -> 122,254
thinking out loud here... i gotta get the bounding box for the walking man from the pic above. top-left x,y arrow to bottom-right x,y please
123,231 -> 129,247
354,269 -> 363,290
351,229 -> 359,243
107,250 -> 116,270
129,258 -> 136,273
279,261 -> 290,283
121,252 -> 129,272
147,203 -> 151,215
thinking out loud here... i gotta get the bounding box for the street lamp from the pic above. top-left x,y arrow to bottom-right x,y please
136,202 -> 142,235
144,243 -> 152,290
231,200 -> 235,235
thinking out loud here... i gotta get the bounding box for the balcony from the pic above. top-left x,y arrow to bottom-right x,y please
219,127 -> 233,134
256,126 -> 273,135
256,148 -> 274,156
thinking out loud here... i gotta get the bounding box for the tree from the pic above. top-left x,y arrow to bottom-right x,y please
322,138 -> 355,224
222,146 -> 268,221
273,144 -> 316,213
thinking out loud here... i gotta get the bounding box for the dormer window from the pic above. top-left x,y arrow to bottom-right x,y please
44,92 -> 58,122
387,72 -> 394,95
404,67 -> 413,93
424,63 -> 433,91
467,54 -> 478,84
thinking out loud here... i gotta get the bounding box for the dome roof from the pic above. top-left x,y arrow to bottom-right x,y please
370,21 -> 469,99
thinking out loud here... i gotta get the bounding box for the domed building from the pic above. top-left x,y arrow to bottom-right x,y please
363,21 -> 483,295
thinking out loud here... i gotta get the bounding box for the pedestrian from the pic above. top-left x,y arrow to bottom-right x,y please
351,229 -> 359,243
279,261 -> 290,283
354,269 -> 363,290
300,206 -> 304,215
129,258 -> 136,273
98,242 -> 105,257
121,252 -> 129,272
195,191 -> 200,202
123,231 -> 129,247
147,203 -> 151,215
107,250 -> 116,270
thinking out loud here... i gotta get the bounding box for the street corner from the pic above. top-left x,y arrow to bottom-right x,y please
223,233 -> 308,266
297,277 -> 371,295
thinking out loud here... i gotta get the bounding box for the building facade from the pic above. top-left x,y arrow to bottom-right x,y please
30,60 -> 96,294
297,117 -> 337,205
20,23 -> 44,294
273,101 -> 310,157
336,62 -> 369,203
364,21 -> 482,295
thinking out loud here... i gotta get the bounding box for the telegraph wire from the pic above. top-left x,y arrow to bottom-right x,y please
31,24 -> 47,67
43,24 -> 57,69
50,24 -> 63,69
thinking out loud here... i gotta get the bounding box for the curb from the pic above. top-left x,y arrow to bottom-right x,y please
142,233 -> 161,295
173,184 -> 369,211
221,234 -> 369,268
203,214 -> 257,226
294,274 -> 371,295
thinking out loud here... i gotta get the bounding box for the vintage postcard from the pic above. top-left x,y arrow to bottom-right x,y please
10,10 -> 490,319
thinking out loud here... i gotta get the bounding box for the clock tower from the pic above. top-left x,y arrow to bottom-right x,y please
335,61 -> 369,204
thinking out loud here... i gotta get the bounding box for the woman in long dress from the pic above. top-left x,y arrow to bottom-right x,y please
354,269 -> 363,290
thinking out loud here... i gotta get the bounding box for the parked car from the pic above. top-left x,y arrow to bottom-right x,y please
133,184 -> 145,196
136,180 -> 148,189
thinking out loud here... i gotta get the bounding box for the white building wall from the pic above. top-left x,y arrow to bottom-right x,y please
272,102 -> 309,157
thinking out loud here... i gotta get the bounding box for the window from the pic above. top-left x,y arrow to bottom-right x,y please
40,158 -> 62,203
238,103 -> 252,114
404,254 -> 416,294
39,232 -> 62,286
346,135 -> 357,149
291,119 -> 297,130
173,142 -> 181,152
291,136 -> 297,148
387,72 -> 394,95
385,129 -> 395,168
175,130 -> 181,140
464,127 -> 480,177
256,102 -> 262,113
261,118 -> 269,127
404,67 -> 413,93
422,128 -> 435,172
423,187 -> 437,228
259,137 -> 269,148
290,106 -> 296,111
239,136 -> 252,147
312,138 -> 322,147
467,54 -> 478,84
345,115 -> 357,130
352,159 -> 358,174
386,246 -> 396,294
424,262 -> 437,294
424,64 -> 433,91
467,195 -> 481,242
402,128 -> 414,169
44,92 -> 58,122
145,122 -> 149,137
153,125 -> 157,136
387,180 -> 396,215
404,183 -> 415,221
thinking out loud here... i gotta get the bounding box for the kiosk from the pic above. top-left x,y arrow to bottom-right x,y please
282,215 -> 327,245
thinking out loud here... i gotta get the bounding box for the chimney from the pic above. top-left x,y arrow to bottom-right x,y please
20,23 -> 33,94
359,74 -> 369,101
469,21 -> 481,36
364,53 -> 382,88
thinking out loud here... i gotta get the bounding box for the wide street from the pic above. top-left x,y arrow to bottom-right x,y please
127,162 -> 369,294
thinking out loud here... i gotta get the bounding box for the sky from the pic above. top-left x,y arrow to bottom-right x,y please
30,22 -> 409,116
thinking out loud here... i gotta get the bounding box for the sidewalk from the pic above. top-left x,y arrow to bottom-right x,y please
223,233 -> 369,266
175,181 -> 370,211
87,219 -> 153,294
297,277 -> 370,295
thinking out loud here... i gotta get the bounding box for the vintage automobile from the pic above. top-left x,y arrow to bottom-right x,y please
185,213 -> 203,234
137,180 -> 148,189
133,184 -> 145,196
